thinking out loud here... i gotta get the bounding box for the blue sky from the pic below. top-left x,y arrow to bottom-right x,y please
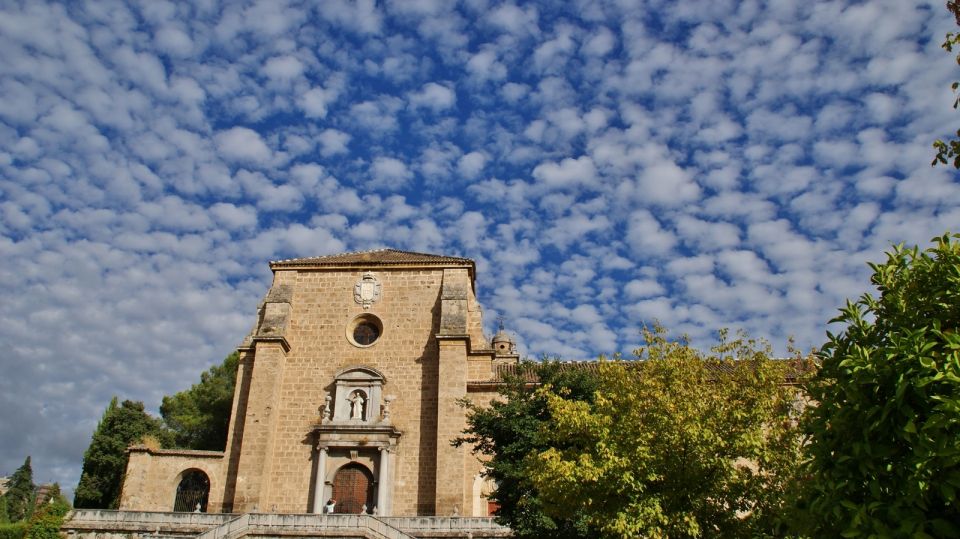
1,0 -> 958,494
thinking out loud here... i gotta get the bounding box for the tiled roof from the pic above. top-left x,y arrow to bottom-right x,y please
271,248 -> 474,268
470,358 -> 815,384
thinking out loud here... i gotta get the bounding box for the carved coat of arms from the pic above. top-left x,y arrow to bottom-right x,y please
354,272 -> 382,309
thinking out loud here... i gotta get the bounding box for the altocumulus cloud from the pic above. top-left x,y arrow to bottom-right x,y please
0,0 -> 958,496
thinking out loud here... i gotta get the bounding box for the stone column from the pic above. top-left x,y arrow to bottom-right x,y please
312,445 -> 328,514
377,446 -> 392,516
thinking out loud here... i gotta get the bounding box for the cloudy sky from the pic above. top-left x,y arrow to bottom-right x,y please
1,0 -> 958,494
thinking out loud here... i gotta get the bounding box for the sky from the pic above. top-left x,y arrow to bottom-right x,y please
1,0 -> 958,496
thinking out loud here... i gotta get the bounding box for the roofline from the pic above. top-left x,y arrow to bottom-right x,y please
269,249 -> 476,283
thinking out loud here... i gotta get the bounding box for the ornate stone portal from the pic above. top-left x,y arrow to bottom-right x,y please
312,367 -> 401,515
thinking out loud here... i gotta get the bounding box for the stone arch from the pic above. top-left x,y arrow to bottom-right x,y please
331,462 -> 375,514
334,365 -> 387,382
172,469 -> 210,512
471,472 -> 498,516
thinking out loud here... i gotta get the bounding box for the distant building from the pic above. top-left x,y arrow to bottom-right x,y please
118,249 -> 519,518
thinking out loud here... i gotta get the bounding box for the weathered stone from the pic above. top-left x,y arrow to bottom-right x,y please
118,249 -> 516,521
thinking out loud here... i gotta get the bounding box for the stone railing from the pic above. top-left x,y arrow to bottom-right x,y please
197,513 -> 410,539
64,509 -> 235,534
382,517 -> 511,537
62,510 -> 511,539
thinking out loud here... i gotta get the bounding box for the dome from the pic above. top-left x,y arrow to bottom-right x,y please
492,329 -> 516,354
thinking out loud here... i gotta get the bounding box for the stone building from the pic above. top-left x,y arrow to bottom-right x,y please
118,249 -> 518,518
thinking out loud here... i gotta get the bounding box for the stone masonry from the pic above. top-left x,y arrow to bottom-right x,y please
118,249 -> 518,519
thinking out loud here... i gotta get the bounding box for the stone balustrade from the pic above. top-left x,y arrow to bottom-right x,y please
61,510 -> 512,539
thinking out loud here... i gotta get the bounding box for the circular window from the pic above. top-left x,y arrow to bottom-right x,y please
347,314 -> 383,347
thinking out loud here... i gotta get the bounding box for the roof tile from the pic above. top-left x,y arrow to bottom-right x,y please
271,248 -> 474,268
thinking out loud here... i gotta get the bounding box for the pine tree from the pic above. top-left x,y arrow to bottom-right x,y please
4,457 -> 36,522
74,398 -> 167,509
161,352 -> 239,450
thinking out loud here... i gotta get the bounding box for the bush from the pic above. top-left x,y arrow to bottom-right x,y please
25,497 -> 70,539
0,522 -> 27,539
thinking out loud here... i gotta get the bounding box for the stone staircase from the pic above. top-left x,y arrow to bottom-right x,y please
62,510 -> 512,539
196,513 -> 410,539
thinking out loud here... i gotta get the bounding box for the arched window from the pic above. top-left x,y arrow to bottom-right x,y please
173,469 -> 210,512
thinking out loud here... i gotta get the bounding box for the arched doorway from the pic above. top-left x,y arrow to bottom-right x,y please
331,463 -> 374,514
173,469 -> 210,512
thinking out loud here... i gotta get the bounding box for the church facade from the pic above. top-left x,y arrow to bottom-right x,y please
118,249 -> 518,517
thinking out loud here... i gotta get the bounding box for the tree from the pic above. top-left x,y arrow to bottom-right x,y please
523,328 -> 806,539
933,2 -> 960,167
25,485 -> 69,539
74,398 -> 168,509
456,361 -> 602,538
3,457 -> 35,523
798,233 -> 960,537
160,352 -> 239,450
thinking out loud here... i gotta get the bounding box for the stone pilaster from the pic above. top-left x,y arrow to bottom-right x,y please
434,268 -> 470,515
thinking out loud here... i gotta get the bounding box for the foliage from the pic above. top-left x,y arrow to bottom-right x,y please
0,522 -> 26,539
74,398 -> 169,509
25,485 -> 69,539
933,2 -> 960,167
797,233 -> 960,537
524,327 -> 807,539
0,495 -> 7,524
3,458 -> 35,523
160,352 -> 239,450
455,360 -> 601,538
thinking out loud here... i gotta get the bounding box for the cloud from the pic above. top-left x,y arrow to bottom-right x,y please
263,56 -> 304,80
457,151 -> 487,179
408,82 -> 456,112
369,157 -> 413,190
215,127 -> 272,164
1,0 -> 957,499
532,156 -> 598,190
317,129 -> 351,156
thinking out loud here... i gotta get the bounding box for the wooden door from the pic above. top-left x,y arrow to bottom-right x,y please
331,463 -> 374,514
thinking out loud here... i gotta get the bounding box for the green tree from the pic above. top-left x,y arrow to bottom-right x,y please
160,352 -> 239,450
933,2 -> 960,167
3,457 -> 35,523
456,360 -> 601,538
74,398 -> 168,509
524,328 -> 807,539
797,233 -> 960,537
0,494 -> 8,524
24,485 -> 69,539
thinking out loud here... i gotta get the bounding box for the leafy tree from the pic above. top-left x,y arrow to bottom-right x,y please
160,352 -> 239,450
933,2 -> 960,167
25,485 -> 69,539
523,328 -> 807,539
797,233 -> 960,537
0,494 -> 8,524
3,457 -> 35,523
74,398 -> 168,509
456,360 -> 601,538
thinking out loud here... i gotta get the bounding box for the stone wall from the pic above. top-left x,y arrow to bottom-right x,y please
119,448 -> 225,513
223,265 -> 493,515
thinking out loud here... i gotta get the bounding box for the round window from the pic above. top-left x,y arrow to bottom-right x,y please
347,314 -> 383,347
353,321 -> 380,345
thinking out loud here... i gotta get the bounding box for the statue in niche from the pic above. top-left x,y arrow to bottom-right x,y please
350,391 -> 366,420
